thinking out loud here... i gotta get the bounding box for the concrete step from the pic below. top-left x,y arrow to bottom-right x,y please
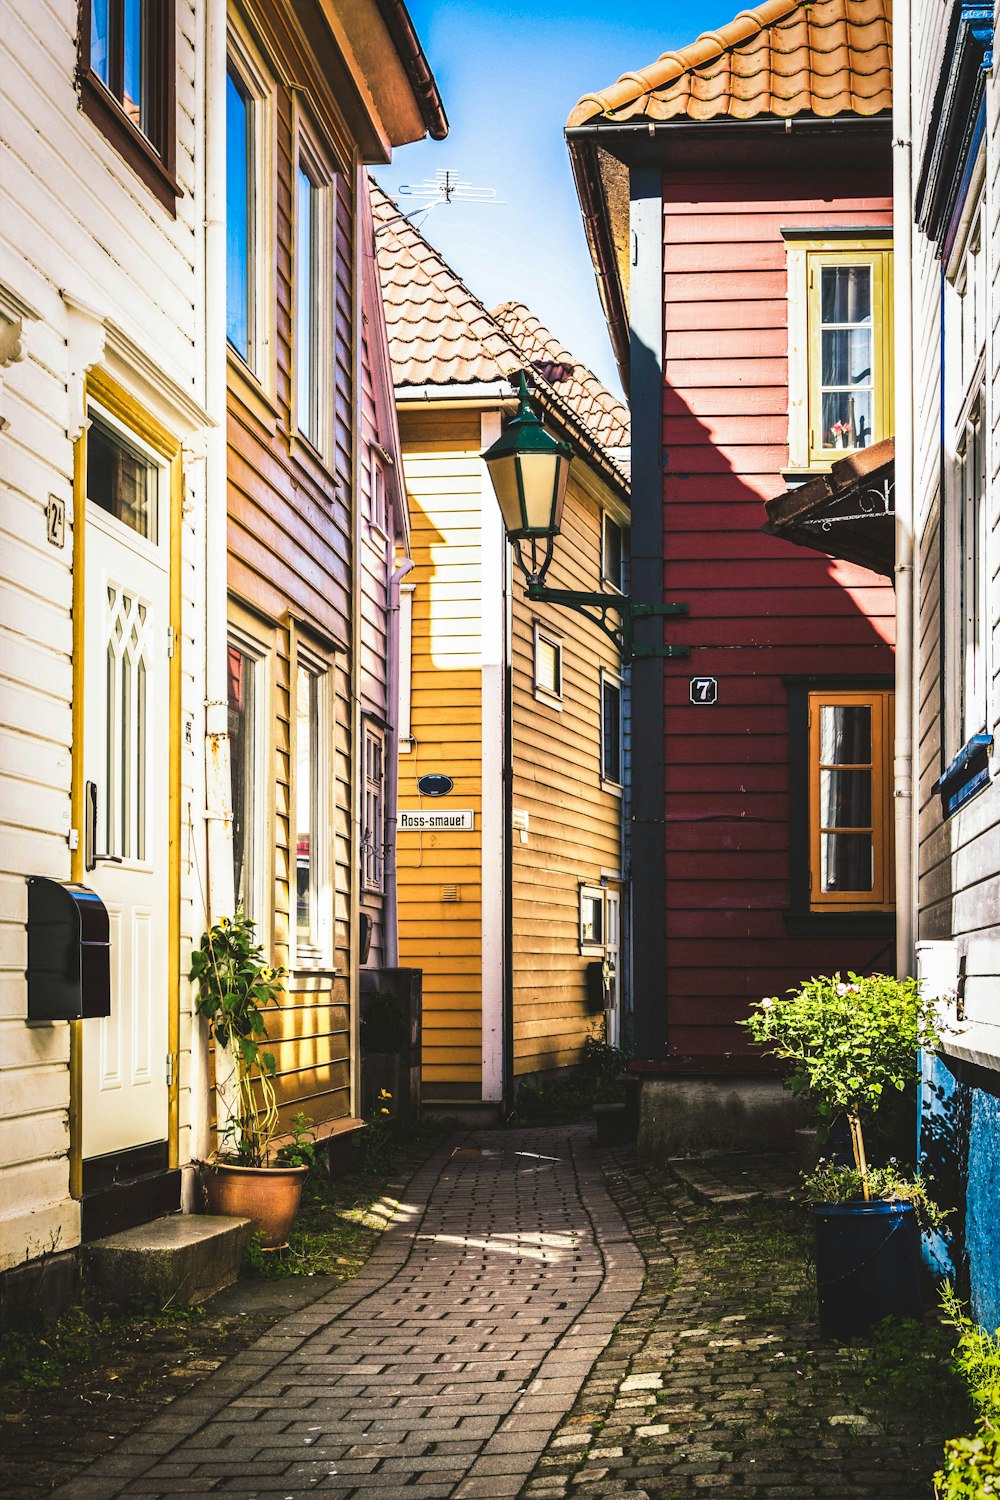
84,1213 -> 252,1308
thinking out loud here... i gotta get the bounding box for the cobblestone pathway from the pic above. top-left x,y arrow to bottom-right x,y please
53,1128 -> 643,1499
522,1148 -> 962,1500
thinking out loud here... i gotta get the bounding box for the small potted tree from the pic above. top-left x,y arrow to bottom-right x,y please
190,912 -> 307,1248
743,972 -> 943,1339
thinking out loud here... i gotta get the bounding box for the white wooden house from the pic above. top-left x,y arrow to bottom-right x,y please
0,0 -> 213,1300
900,2 -> 1000,1326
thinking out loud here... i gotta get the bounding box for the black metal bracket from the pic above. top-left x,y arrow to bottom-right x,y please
524,582 -> 690,660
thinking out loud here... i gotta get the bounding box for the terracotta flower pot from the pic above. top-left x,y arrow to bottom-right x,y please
202,1161 -> 308,1249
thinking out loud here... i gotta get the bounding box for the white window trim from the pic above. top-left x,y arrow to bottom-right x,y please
227,609 -> 274,946
226,17 -> 276,396
601,512 -> 624,593
943,170 -> 991,758
291,104 -> 336,465
579,884 -> 606,956
600,667 -> 624,792
533,620 -> 563,707
362,720 -> 385,894
785,235 -> 893,472
367,447 -> 390,538
291,639 -> 333,971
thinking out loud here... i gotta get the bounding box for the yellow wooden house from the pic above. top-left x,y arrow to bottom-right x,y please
373,188 -> 631,1113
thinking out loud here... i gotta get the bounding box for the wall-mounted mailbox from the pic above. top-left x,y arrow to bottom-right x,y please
27,878 -> 111,1022
586,959 -> 610,1014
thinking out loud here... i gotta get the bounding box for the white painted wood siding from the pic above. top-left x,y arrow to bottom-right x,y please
0,0 -> 207,1270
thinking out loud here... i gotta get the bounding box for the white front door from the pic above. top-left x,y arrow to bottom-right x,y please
605,889 -> 621,1050
81,428 -> 170,1160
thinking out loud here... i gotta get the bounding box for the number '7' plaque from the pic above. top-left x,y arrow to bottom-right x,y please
689,677 -> 718,705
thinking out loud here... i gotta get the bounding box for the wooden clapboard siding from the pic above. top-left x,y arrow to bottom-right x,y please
909,0 -> 1000,1000
227,0 -> 361,1127
511,466 -> 623,1078
395,413 -> 484,1096
0,0 -> 206,1268
659,158 -> 897,1056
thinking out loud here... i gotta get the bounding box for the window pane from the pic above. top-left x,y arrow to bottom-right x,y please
821,832 -> 874,893
821,328 -> 872,388
603,679 -> 621,782
581,895 -> 602,945
820,768 -> 872,828
604,517 -> 622,588
296,669 -> 317,948
91,0 -> 110,85
226,70 -> 251,360
87,414 -> 157,540
228,645 -> 255,917
295,164 -> 317,441
821,390 -> 873,450
820,704 -> 871,764
536,636 -> 560,696
123,0 -> 147,135
821,266 -> 871,325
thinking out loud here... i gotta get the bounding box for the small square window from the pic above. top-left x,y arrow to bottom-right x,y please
86,409 -> 159,542
580,886 -> 605,952
534,624 -> 563,703
602,514 -> 623,591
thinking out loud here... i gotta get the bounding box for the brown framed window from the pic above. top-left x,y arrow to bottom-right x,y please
808,689 -> 893,911
78,0 -> 179,213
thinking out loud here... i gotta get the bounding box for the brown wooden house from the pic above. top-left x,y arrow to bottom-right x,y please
223,0 -> 446,1143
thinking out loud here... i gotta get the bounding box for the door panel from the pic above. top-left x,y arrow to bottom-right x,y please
82,500 -> 169,1160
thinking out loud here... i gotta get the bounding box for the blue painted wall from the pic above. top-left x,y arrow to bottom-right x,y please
967,1090 -> 1000,1331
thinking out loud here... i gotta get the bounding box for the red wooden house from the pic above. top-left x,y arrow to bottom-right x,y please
566,0 -> 898,1147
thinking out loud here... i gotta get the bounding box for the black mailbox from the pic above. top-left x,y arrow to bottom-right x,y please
27,878 -> 111,1022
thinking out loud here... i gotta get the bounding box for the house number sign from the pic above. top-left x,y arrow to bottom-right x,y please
690,677 -> 718,705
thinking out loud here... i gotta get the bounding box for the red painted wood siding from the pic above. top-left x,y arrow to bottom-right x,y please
660,161 -> 895,1056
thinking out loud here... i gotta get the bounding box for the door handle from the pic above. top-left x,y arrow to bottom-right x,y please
85,780 -> 123,871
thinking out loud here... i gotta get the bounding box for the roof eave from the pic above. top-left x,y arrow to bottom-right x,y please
566,135 -> 631,396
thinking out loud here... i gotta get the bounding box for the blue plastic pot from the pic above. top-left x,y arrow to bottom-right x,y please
811,1200 -> 923,1341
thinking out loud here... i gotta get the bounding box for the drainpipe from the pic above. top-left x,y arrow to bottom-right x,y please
385,554 -> 415,968
204,0 -> 234,924
203,0 -> 235,1149
893,0 -> 916,979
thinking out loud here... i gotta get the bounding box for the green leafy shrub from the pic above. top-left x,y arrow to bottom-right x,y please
802,1159 -> 949,1232
935,1287 -> 1000,1497
742,971 -> 938,1198
189,910 -> 285,1165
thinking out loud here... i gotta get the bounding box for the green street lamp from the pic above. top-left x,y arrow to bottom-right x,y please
482,373 -> 689,662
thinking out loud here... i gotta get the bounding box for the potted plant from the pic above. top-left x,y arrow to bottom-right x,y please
743,971 -> 941,1339
190,912 -> 307,1248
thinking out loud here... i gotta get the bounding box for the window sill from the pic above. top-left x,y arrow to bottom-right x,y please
782,910 -> 895,936
601,778 -> 623,797
227,351 -> 279,431
79,73 -> 180,215
936,1021 -> 1000,1076
934,733 -> 993,817
533,688 -> 563,711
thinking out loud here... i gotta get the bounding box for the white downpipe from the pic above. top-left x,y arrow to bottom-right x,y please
384,554 -> 415,968
204,0 -> 236,1145
893,0 -> 916,979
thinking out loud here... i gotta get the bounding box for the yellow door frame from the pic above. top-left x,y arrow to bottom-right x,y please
68,369 -> 183,1196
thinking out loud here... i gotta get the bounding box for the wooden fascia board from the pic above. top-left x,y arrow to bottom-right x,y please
309,0 -> 395,161
566,136 -> 631,394
360,176 -> 409,548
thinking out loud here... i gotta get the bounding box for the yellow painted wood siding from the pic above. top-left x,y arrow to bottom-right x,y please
511,469 -> 624,1077
396,411 -> 484,1100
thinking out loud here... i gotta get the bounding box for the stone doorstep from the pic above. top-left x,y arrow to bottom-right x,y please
83,1213 -> 252,1307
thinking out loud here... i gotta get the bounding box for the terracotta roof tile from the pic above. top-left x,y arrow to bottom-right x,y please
372,180 -> 629,486
567,0 -> 891,128
490,301 -> 630,458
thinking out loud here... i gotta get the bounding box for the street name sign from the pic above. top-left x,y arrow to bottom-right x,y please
399,809 -> 474,832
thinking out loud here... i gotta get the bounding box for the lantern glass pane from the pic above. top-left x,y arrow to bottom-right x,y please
486,453 -> 526,535
516,451 -> 560,532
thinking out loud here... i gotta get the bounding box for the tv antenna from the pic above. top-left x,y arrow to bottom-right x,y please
397,170 -> 502,226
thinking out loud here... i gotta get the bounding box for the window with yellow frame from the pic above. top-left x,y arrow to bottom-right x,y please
785,238 -> 893,471
808,689 -> 894,911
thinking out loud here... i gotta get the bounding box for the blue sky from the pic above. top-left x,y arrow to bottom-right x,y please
375,0 -> 737,394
